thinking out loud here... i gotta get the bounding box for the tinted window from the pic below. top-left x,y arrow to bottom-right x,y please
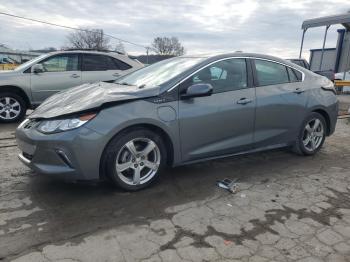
40,54 -> 79,72
293,69 -> 302,81
82,54 -> 110,71
287,67 -> 298,82
255,60 -> 289,86
110,57 -> 132,70
188,58 -> 248,93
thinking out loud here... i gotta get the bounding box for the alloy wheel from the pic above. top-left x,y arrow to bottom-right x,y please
115,138 -> 161,185
0,97 -> 22,120
302,118 -> 324,152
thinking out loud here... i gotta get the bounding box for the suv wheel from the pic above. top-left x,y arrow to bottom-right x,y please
103,128 -> 167,191
293,112 -> 326,156
0,92 -> 27,123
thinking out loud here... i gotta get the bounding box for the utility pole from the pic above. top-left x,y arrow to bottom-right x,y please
146,47 -> 149,64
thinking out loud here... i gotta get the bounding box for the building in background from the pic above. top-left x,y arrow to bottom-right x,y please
0,44 -> 41,65
301,12 -> 350,74
309,29 -> 350,73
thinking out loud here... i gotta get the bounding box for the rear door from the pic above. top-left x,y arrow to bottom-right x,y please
81,54 -> 128,83
252,59 -> 308,148
30,53 -> 81,103
178,58 -> 256,162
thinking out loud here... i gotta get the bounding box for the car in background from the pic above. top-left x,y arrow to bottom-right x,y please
335,71 -> 350,81
287,58 -> 334,81
0,50 -> 143,122
16,53 -> 338,191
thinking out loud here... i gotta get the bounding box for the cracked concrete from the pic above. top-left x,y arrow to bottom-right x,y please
0,119 -> 350,261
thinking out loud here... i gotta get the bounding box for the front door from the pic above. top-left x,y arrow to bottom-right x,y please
30,53 -> 81,104
178,58 -> 256,162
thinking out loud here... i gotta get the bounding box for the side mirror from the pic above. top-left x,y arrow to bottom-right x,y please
33,64 -> 44,74
181,83 -> 213,99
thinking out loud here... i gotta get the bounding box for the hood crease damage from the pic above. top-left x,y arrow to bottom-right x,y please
29,82 -> 161,119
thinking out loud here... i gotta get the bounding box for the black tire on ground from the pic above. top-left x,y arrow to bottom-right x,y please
102,128 -> 167,191
0,92 -> 27,123
293,112 -> 327,156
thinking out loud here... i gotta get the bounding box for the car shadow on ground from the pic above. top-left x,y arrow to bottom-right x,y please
23,148 -> 297,231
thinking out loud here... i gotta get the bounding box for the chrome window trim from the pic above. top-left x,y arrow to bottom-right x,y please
167,56 -> 305,92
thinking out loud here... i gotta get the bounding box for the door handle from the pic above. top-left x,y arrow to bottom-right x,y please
237,98 -> 253,105
70,74 -> 80,78
113,73 -> 120,77
293,88 -> 305,94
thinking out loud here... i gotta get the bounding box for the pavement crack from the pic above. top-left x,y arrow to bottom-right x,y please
161,187 -> 350,250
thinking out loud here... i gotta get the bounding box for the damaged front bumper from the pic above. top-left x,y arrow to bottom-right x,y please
15,119 -> 106,181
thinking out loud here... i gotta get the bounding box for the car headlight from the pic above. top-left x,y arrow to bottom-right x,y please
321,81 -> 336,94
37,113 -> 96,134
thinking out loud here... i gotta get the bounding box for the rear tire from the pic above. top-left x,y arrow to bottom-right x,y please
0,92 -> 27,123
293,112 -> 327,156
102,128 -> 167,191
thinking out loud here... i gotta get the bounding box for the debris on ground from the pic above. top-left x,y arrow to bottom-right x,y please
216,178 -> 239,193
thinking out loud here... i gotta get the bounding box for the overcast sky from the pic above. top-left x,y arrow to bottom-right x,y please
1,0 -> 350,58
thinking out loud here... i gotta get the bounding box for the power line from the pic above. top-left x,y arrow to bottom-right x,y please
0,11 -> 150,50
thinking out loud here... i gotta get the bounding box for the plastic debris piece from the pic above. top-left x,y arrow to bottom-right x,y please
216,178 -> 239,194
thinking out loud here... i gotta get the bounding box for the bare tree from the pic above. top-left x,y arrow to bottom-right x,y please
151,37 -> 185,56
114,41 -> 126,54
65,28 -> 111,50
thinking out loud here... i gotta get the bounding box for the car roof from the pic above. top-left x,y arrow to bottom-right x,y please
180,52 -> 300,70
46,50 -> 129,58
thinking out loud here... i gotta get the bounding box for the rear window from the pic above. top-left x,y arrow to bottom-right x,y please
110,57 -> 132,70
293,69 -> 302,81
287,67 -> 298,82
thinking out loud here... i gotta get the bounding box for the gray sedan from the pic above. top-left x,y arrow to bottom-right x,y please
16,53 -> 338,191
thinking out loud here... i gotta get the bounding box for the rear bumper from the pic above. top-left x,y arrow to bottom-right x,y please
15,122 -> 106,181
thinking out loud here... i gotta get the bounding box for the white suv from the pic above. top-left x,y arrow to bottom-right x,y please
0,50 -> 143,122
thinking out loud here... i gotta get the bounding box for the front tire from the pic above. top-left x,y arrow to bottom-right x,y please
102,128 -> 167,191
293,112 -> 327,156
0,92 -> 27,123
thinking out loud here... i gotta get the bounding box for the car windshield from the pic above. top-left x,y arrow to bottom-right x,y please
14,54 -> 50,71
115,57 -> 206,88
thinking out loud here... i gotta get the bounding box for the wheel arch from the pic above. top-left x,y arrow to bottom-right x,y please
99,123 -> 175,180
0,85 -> 31,108
312,108 -> 331,135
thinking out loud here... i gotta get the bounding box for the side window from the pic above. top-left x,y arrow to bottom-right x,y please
287,67 -> 298,82
109,57 -> 132,70
293,69 -> 302,81
39,54 -> 79,72
187,59 -> 248,93
82,54 -> 110,71
255,60 -> 289,86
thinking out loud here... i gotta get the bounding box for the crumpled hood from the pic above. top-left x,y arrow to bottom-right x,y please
29,82 -> 160,119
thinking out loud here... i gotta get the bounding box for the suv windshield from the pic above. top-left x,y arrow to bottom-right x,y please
115,57 -> 205,88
